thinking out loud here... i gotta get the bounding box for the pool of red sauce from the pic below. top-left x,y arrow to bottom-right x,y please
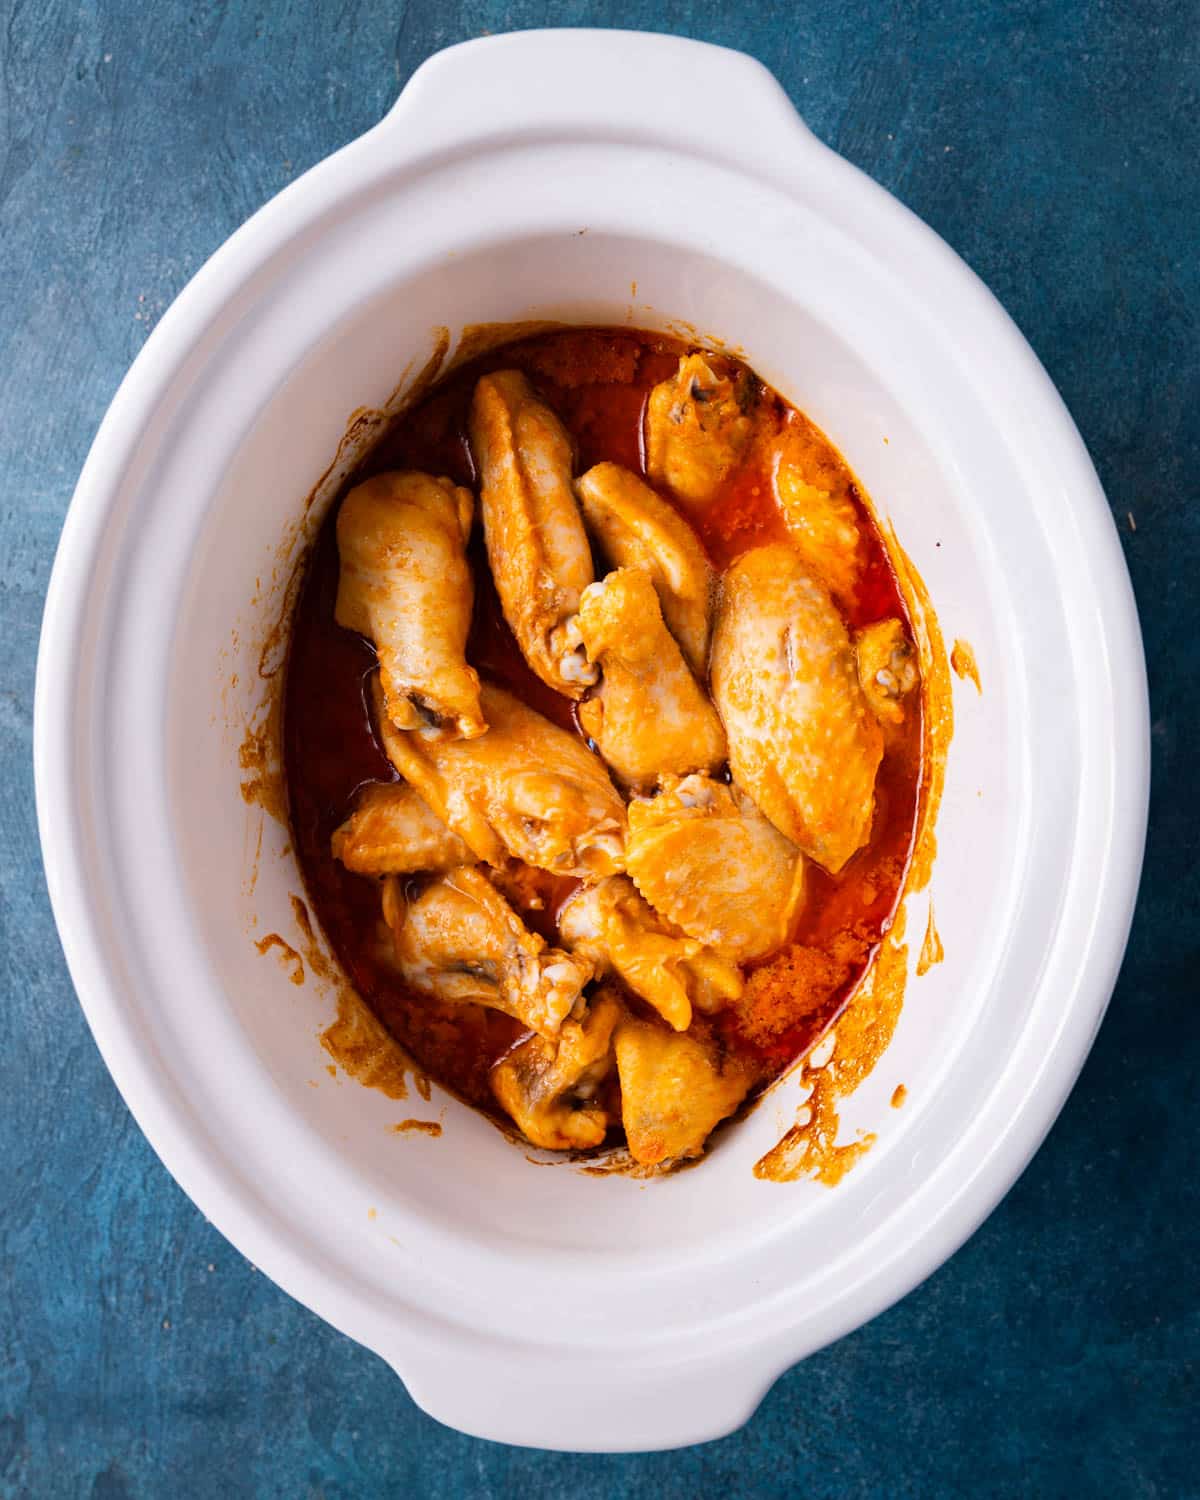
283,329 -> 922,1137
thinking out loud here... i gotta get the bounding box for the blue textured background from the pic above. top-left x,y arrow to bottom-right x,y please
2,1 -> 1196,1493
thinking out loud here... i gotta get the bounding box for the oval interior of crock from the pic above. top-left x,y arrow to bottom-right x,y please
161,228 -> 1037,1312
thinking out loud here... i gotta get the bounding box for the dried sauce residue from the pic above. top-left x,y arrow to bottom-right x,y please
255,933 -> 304,985
390,1119 -> 443,1138
289,894 -> 332,982
753,1071 -> 876,1187
891,1084 -> 908,1109
656,316 -> 743,358
755,819 -> 915,1184
950,637 -> 981,693
298,880 -> 439,1112
889,528 -> 954,897
240,814 -> 267,910
239,712 -> 288,824
236,508 -> 311,824
449,320 -> 565,373
827,902 -> 909,1096
917,900 -> 944,976
283,894 -> 425,1102
320,985 -> 413,1102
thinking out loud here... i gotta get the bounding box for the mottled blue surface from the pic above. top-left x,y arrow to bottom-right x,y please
2,0 -> 1196,1493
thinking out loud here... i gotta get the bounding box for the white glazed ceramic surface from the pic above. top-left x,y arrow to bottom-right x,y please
35,31 -> 1148,1451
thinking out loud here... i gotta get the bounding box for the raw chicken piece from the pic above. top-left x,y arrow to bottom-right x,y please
854,617 -> 920,734
575,461 -> 715,674
644,353 -> 756,505
468,369 -> 597,697
491,990 -> 623,1151
711,544 -> 884,872
615,1016 -> 750,1165
382,867 -> 591,1039
625,774 -> 805,962
771,424 -> 864,605
374,677 -> 626,879
335,471 -> 484,739
331,781 -> 472,875
575,568 -> 727,791
559,876 -> 742,1032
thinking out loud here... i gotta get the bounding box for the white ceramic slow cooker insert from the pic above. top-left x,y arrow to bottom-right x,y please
35,31 -> 1148,1451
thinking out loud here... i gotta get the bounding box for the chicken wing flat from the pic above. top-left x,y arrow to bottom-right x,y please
644,353 -> 756,505
624,773 -> 805,962
854,617 -> 920,735
575,568 -> 727,791
711,544 -> 884,872
615,1017 -> 750,1165
382,867 -> 592,1038
491,990 -> 622,1151
575,461 -> 715,674
468,369 -> 598,696
335,471 -> 484,739
330,781 -> 472,876
772,424 -> 864,606
559,876 -> 742,1032
375,677 -> 625,878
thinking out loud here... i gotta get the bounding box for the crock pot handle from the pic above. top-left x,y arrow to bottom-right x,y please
389,1336 -> 777,1452
376,29 -> 817,180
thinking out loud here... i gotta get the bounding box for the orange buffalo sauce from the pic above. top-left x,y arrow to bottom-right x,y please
283,328 -> 922,1144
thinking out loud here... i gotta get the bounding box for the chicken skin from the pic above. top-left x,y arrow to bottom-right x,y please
375,677 -> 626,878
468,370 -> 598,696
574,568 -> 727,791
331,781 -> 472,875
645,353 -> 756,505
559,876 -> 742,1032
575,461 -> 715,674
711,545 -> 884,873
491,990 -> 622,1151
382,867 -> 592,1038
771,424 -> 864,606
854,617 -> 920,735
335,471 -> 484,739
615,1017 -> 750,1165
624,774 -> 805,962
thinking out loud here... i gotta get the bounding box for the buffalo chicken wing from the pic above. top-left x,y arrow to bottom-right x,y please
711,544 -> 884,872
335,471 -> 484,739
383,867 -> 592,1038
